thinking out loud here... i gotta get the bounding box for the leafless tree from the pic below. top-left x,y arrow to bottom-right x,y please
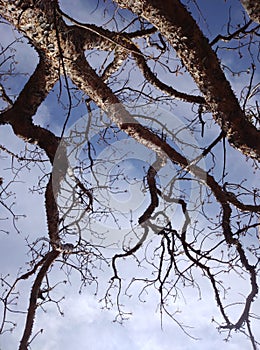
0,1 -> 259,349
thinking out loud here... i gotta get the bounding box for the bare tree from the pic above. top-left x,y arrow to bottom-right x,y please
0,1 -> 259,349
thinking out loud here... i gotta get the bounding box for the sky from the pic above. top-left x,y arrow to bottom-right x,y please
0,1 -> 259,349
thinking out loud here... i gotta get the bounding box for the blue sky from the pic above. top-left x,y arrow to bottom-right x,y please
0,1 -> 259,349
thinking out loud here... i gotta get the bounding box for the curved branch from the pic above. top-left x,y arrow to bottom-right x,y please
67,55 -> 258,217
132,48 -> 205,104
19,250 -> 60,350
138,159 -> 160,224
57,6 -> 205,104
112,227 -> 149,279
114,0 -> 260,160
0,56 -> 59,162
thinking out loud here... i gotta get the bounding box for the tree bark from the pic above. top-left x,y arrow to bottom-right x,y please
241,0 -> 260,23
114,0 -> 260,160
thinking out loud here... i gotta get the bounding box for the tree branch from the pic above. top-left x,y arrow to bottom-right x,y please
114,0 -> 260,160
19,250 -> 60,350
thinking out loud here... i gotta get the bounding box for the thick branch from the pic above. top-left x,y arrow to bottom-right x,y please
19,250 -> 60,350
138,160 -> 160,224
57,7 -> 205,104
0,56 -> 59,162
67,55 -> 260,216
114,0 -> 260,160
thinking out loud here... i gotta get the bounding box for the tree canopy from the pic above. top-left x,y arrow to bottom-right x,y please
0,1 -> 259,349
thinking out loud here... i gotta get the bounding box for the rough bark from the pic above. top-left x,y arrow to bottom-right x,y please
241,0 -> 260,23
114,0 -> 260,160
19,250 -> 60,350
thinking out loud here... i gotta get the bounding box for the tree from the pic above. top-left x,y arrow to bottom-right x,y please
0,0 -> 259,349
